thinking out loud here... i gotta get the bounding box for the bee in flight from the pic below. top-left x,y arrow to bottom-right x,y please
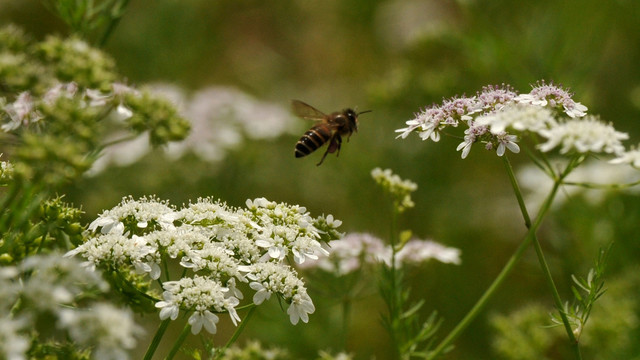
292,100 -> 371,166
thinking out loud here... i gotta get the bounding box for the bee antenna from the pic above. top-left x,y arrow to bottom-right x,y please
358,109 -> 372,116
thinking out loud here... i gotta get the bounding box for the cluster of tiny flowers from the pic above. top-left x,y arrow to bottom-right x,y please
514,81 -> 588,118
299,233 -> 461,275
58,303 -> 143,360
298,233 -> 388,275
0,254 -> 143,360
0,81 -> 135,134
155,275 -> 240,334
0,92 -> 41,132
167,86 -> 299,160
518,159 -> 640,210
475,103 -> 557,135
244,197 -> 330,264
537,115 -> 628,154
67,195 -> 342,333
247,262 -> 315,325
371,168 -> 418,212
609,144 -> 640,168
396,239 -> 462,266
0,156 -> 13,183
92,85 -> 299,174
395,84 -> 519,159
87,195 -> 177,235
395,81 -> 636,159
222,340 -> 290,359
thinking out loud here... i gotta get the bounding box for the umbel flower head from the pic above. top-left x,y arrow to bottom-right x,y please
371,167 -> 417,212
299,233 -> 461,276
609,144 -> 640,169
0,254 -> 142,360
395,81 -> 632,160
67,195 -> 343,334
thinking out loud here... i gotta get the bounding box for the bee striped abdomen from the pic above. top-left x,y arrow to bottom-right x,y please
295,126 -> 331,158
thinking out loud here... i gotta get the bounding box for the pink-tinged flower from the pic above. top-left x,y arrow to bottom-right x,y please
1,92 -> 41,131
495,133 -> 520,157
395,239 -> 461,265
456,122 -> 489,159
475,84 -> 517,111
43,82 -> 78,104
395,96 -> 475,141
515,81 -> 587,118
298,233 -> 388,275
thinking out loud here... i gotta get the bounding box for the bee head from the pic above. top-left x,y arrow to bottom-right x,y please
344,108 -> 371,132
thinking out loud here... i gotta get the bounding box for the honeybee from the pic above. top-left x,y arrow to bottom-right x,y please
292,100 -> 371,166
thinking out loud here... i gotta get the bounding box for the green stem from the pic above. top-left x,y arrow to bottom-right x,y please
143,318 -> 171,360
562,178 -> 640,190
503,156 -> 580,358
0,183 -> 20,232
101,134 -> 139,148
166,322 -> 192,360
215,306 -> 257,359
527,133 -> 556,178
502,156 -> 532,228
426,163 -> 563,360
531,237 -> 581,355
35,226 -> 50,254
389,207 -> 401,359
0,183 -> 32,232
98,0 -> 131,47
341,297 -> 352,350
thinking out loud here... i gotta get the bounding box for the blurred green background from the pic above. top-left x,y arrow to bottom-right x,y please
2,0 -> 640,358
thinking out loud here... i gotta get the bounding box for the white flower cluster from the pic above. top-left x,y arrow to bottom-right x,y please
1,92 -> 41,131
0,82 -> 135,134
58,303 -> 143,360
247,262 -> 315,325
474,103 -> 556,135
90,85 -> 299,174
67,195 -> 342,334
397,239 -> 462,265
517,159 -> 640,210
371,167 -> 418,212
0,254 -> 142,360
0,155 -> 13,182
609,144 -> 640,169
536,115 -> 628,154
156,275 -> 240,335
299,233 -> 461,275
396,81 -> 635,162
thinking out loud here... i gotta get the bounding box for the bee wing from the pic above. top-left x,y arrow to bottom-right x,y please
292,100 -> 327,121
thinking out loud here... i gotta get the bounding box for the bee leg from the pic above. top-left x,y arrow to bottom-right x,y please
316,146 -> 331,166
334,135 -> 343,157
317,135 -> 338,166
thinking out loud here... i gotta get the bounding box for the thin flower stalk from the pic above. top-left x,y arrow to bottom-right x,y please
166,323 -> 192,360
503,155 -> 580,356
143,319 -> 171,360
427,167 -> 565,360
215,305 -> 258,360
